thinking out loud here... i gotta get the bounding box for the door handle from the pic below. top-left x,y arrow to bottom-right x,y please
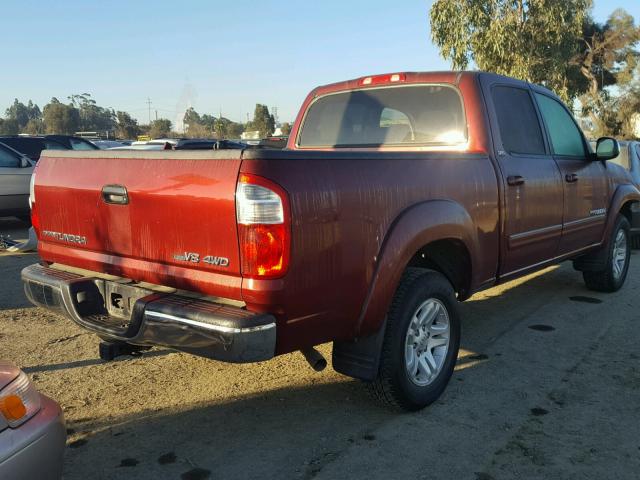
507,175 -> 525,186
101,185 -> 129,205
565,173 -> 578,183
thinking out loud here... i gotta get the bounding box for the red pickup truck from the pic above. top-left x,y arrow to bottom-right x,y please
22,72 -> 640,410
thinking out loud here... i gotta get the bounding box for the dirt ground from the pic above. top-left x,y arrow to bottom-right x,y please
1,217 -> 639,480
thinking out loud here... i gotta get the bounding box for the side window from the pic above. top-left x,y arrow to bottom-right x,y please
535,93 -> 586,157
0,146 -> 20,168
492,86 -> 545,155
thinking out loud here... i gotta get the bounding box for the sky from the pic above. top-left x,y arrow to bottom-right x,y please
0,0 -> 638,126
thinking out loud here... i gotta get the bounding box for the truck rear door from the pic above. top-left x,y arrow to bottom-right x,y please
482,77 -> 564,278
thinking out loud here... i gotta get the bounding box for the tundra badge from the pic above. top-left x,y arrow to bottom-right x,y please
42,230 -> 87,245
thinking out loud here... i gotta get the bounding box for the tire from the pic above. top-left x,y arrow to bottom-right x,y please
368,268 -> 461,411
583,215 -> 631,292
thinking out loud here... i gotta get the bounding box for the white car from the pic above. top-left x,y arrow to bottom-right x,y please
0,142 -> 33,221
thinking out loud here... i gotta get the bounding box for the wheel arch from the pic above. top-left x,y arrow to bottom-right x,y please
356,199 -> 479,337
604,184 -> 640,243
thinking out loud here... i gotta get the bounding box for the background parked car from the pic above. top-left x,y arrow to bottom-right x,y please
109,139 -> 248,151
0,135 -> 98,162
0,361 -> 66,479
612,141 -> 640,246
610,141 -> 640,184
44,135 -> 98,151
0,137 -> 67,162
89,139 -> 128,150
592,140 -> 640,246
0,142 -> 33,221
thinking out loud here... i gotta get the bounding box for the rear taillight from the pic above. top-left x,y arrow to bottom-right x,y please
236,173 -> 290,278
29,170 -> 40,235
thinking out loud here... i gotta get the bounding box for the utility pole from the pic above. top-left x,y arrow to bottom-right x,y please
146,97 -> 152,124
155,110 -> 158,121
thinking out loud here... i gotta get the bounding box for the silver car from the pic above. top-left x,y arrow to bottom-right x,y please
0,362 -> 66,479
607,140 -> 640,246
0,142 -> 33,220
610,140 -> 640,184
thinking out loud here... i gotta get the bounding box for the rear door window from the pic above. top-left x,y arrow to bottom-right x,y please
69,138 -> 97,150
44,141 -> 67,150
0,146 -> 19,168
491,86 -> 545,155
535,94 -> 586,157
298,85 -> 466,147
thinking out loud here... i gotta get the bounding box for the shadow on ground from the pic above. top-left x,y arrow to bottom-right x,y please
57,261 -> 627,480
0,252 -> 37,310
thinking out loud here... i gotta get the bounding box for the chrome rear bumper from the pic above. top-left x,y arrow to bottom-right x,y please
22,263 -> 276,363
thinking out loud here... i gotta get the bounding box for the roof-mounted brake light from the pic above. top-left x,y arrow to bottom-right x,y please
359,73 -> 406,86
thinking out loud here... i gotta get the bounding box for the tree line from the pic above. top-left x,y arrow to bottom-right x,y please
0,94 -> 143,139
430,2 -> 640,139
183,104 -> 291,139
0,96 -> 291,140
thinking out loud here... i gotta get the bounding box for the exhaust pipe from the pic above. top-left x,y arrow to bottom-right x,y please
301,347 -> 327,372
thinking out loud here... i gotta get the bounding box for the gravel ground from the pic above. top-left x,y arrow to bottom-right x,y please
1,217 -> 639,480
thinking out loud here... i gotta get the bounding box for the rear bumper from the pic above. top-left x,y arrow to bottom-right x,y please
22,263 -> 276,363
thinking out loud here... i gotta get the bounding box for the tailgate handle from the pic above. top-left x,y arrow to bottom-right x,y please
102,185 -> 129,205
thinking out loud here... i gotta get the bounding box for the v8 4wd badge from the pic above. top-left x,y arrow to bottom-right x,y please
173,252 -> 200,263
173,252 -> 229,267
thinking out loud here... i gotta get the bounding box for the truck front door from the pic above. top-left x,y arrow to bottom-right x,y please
534,92 -> 609,255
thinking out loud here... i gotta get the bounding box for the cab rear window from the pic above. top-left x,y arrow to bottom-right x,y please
297,85 -> 466,148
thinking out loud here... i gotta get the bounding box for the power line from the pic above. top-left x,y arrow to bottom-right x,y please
146,97 -> 152,124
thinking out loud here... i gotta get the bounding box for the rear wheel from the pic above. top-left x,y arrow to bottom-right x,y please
368,268 -> 460,411
583,215 -> 631,292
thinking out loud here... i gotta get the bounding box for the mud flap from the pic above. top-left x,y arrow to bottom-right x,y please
573,245 -> 608,272
332,319 -> 387,381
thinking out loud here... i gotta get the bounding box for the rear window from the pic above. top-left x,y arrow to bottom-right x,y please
297,85 -> 467,148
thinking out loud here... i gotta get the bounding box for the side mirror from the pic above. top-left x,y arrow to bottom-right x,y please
595,137 -> 620,161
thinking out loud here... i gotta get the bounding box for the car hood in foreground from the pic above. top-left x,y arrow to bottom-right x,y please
0,361 -> 20,390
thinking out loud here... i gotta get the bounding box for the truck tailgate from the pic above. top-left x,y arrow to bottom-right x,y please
34,150 -> 243,298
